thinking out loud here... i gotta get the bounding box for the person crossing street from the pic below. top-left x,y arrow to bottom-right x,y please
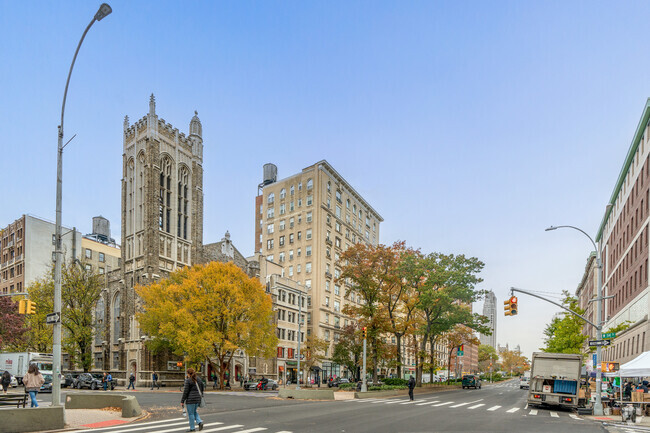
151,371 -> 160,390
408,376 -> 416,401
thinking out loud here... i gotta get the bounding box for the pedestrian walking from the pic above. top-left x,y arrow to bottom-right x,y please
106,372 -> 113,390
102,372 -> 108,391
127,372 -> 136,390
151,371 -> 160,390
212,373 -> 218,390
1,370 -> 11,394
181,368 -> 205,432
239,375 -> 244,388
23,364 -> 45,407
408,376 -> 416,401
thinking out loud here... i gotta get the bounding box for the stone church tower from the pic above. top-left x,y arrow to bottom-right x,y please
95,96 -> 204,383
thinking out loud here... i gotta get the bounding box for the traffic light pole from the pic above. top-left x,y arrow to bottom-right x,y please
361,336 -> 367,392
509,287 -> 597,328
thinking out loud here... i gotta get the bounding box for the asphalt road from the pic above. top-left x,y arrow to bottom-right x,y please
43,380 -> 619,432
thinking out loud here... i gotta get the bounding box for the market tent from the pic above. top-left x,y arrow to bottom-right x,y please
605,351 -> 650,377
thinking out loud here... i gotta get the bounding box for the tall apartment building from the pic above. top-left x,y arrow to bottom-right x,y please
479,290 -> 497,349
0,215 -> 81,295
597,99 -> 650,365
254,160 -> 383,379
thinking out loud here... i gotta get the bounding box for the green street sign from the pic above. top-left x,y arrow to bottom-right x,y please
602,332 -> 616,339
458,351 -> 464,356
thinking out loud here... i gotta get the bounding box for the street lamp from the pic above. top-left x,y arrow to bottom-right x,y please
545,224 -> 604,416
53,3 -> 112,407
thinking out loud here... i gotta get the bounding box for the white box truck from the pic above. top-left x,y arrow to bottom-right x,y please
0,352 -> 54,385
527,352 -> 581,409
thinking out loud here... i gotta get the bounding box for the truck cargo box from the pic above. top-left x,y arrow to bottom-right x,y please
553,379 -> 577,395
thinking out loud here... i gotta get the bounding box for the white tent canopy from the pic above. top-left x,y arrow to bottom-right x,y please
605,350 -> 650,378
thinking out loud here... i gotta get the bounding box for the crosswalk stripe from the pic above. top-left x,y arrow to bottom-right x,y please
529,409 -> 538,415
487,405 -> 501,411
73,418 -> 186,433
416,400 -> 440,406
399,400 -> 418,405
550,412 -> 559,418
468,404 -> 485,409
233,428 -> 267,433
150,422 -> 225,433
432,402 -> 453,407
202,425 -> 244,433
506,408 -> 519,413
384,400 -> 402,404
569,414 -> 581,420
450,403 -> 470,408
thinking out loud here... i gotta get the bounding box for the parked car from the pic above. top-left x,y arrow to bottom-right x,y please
462,374 -> 482,389
328,378 -> 350,388
356,380 -> 384,390
39,373 -> 53,393
244,378 -> 278,391
74,372 -> 116,390
62,373 -> 78,388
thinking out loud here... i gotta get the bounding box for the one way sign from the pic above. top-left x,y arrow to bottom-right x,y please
46,312 -> 61,324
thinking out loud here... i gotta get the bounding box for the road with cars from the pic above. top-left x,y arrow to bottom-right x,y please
29,379 -> 631,433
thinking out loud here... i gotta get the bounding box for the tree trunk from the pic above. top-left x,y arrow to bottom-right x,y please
417,334 -> 427,386
395,333 -> 402,378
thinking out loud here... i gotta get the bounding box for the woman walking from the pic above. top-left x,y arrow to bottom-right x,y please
1,370 -> 11,394
181,368 -> 204,432
23,364 -> 45,407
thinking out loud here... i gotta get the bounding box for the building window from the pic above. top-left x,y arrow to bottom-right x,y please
290,185 -> 295,196
326,281 -> 330,291
335,284 -> 340,295
289,250 -> 294,260
289,217 -> 294,228
289,233 -> 294,243
306,229 -> 312,240
334,300 -> 340,312
289,266 -> 293,276
346,199 -> 350,209
99,252 -> 105,263
280,203 -> 286,215
279,220 -> 286,231
94,297 -> 105,345
306,245 -> 312,256
85,249 -> 92,259
336,206 -> 341,218
297,248 -> 301,257
336,221 -> 341,233
280,188 -> 286,199
298,198 -> 302,207
298,231 -> 302,241
267,239 -> 274,250
279,236 -> 285,246
113,293 -> 121,343
325,296 -> 330,307
268,193 -> 275,204
307,178 -> 313,190
336,190 -> 342,202
267,207 -> 275,218
298,182 -> 302,191
159,157 -> 173,233
267,223 -> 274,234
177,166 -> 190,240
85,264 -> 92,272
279,252 -> 285,262
306,262 -> 312,273
297,264 -> 301,273
267,255 -> 274,262
99,267 -> 105,275
306,279 -> 312,288
306,211 -> 312,223
306,195 -> 313,206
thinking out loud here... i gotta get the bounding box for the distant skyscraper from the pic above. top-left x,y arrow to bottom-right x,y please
480,290 -> 497,348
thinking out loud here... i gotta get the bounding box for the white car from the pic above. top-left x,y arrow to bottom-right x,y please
519,375 -> 530,389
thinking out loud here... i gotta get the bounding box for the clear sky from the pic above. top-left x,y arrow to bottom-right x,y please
3,0 -> 650,360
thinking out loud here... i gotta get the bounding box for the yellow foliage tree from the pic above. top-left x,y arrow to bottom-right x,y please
136,262 -> 278,389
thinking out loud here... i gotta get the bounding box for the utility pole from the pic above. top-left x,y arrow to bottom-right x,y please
361,330 -> 367,392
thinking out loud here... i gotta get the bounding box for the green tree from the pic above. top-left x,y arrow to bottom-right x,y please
301,335 -> 329,383
23,261 -> 102,371
541,291 -> 587,355
137,262 -> 278,390
478,344 -> 498,373
332,324 -> 363,381
499,347 -> 530,375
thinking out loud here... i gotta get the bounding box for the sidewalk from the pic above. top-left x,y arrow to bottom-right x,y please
64,408 -> 139,430
585,414 -> 650,430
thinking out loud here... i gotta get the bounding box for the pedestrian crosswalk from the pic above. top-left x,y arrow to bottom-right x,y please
350,397 -> 584,420
69,418 -> 292,433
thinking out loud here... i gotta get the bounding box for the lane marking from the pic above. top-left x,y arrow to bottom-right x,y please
202,426 -> 244,433
487,405 -> 502,411
432,401 -> 454,407
550,412 -> 559,418
450,402 -> 470,408
569,414 -> 581,420
399,400 -> 419,405
73,418 -> 186,433
529,409 -> 538,415
416,400 -> 440,406
234,429 -> 267,433
468,403 -> 485,409
506,408 -> 520,413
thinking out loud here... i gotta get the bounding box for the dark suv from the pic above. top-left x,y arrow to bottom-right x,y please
74,373 -> 116,390
462,374 -> 481,389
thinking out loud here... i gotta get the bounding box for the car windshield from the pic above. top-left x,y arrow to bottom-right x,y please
42,374 -> 53,383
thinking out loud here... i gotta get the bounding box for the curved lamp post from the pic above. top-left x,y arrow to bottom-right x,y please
545,225 -> 603,416
53,3 -> 112,407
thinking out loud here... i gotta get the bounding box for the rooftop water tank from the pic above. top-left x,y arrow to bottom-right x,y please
263,163 -> 277,186
92,216 -> 111,239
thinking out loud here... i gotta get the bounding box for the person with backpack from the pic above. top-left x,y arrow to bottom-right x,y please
1,371 -> 11,394
151,371 -> 160,390
408,376 -> 416,401
107,372 -> 113,390
181,368 -> 204,432
127,372 -> 136,390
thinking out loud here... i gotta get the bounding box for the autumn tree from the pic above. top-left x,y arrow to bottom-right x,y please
301,335 -> 328,384
332,324 -> 363,381
478,344 -> 498,373
23,261 -> 102,371
340,243 -> 396,383
0,297 -> 27,350
499,347 -> 530,375
444,325 -> 480,380
541,291 -> 587,355
137,262 -> 278,389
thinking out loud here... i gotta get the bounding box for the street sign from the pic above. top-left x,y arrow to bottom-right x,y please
602,332 -> 616,339
457,351 -> 464,356
46,312 -> 61,324
589,339 -> 611,347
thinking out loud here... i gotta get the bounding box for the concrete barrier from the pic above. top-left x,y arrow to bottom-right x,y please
278,388 -> 335,400
1,406 -> 65,433
65,392 -> 142,417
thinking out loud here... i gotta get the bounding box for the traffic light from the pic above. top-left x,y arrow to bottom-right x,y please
26,300 -> 36,315
18,299 -> 26,314
509,296 -> 518,316
504,300 -> 512,316
362,327 -> 367,339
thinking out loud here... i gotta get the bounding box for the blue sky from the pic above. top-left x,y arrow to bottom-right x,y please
2,0 -> 650,358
